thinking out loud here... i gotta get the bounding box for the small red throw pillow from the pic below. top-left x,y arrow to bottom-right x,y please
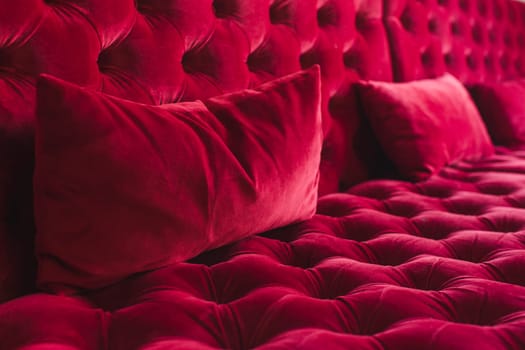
34,67 -> 322,292
468,80 -> 525,146
355,74 -> 494,181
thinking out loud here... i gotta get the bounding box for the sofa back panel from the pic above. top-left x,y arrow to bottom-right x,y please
381,0 -> 525,179
385,0 -> 525,82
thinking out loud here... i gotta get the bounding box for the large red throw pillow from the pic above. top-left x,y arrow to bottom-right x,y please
355,74 -> 494,181
34,67 -> 323,293
468,80 -> 525,146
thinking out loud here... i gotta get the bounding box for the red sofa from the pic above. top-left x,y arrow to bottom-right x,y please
1,0 -> 525,349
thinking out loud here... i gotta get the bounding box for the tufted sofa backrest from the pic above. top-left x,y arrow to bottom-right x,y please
0,0 -> 394,190
385,0 -> 525,82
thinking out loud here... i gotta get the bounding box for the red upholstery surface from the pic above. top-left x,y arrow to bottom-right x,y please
34,68 -> 322,292
469,79 -> 525,146
2,0 -> 525,348
0,0 -> 393,300
2,149 -> 525,349
385,0 -> 525,82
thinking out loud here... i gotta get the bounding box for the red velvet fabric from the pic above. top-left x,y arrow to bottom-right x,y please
4,148 -> 525,349
356,74 -> 494,181
34,67 -> 322,292
469,79 -> 525,146
0,0 -> 393,300
0,294 -> 106,350
385,0 -> 525,83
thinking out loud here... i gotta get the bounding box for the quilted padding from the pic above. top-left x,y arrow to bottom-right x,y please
385,0 -> 525,82
4,149 -> 525,349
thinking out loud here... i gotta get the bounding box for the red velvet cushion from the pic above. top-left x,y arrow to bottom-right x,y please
34,67 -> 322,293
356,74 -> 494,181
469,80 -> 525,146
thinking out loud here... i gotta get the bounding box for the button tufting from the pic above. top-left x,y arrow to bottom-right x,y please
428,18 -> 438,34
509,8 -> 518,23
484,55 -> 493,70
212,0 -> 237,18
401,10 -> 414,32
355,12 -> 368,32
450,20 -> 462,36
420,49 -> 433,66
343,49 -> 361,69
515,59 -> 523,73
518,33 -> 525,48
473,24 -> 485,45
444,52 -> 454,66
437,0 -> 449,6
477,0 -> 488,16
269,3 -> 286,25
317,5 -> 338,28
459,0 -> 470,12
488,28 -> 498,43
504,31 -> 513,47
494,3 -> 503,21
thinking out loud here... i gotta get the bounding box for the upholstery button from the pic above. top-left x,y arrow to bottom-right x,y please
420,49 -> 433,66
437,0 -> 449,6
212,0 -> 237,18
450,21 -> 462,36
459,0 -> 470,12
466,53 -> 477,69
401,10 -> 414,32
343,49 -> 360,69
488,29 -> 497,43
509,9 -> 517,23
504,31 -> 513,47
515,59 -> 523,73
246,50 -> 260,72
181,50 -> 199,73
471,23 -> 483,44
444,52 -> 454,66
428,18 -> 438,34
355,12 -> 368,32
484,55 -> 493,70
269,3 -> 285,25
317,5 -> 338,28
477,1 -> 487,16
494,4 -> 503,20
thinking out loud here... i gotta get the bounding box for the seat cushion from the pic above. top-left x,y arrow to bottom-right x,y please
356,74 -> 494,181
3,147 -> 525,349
87,147 -> 524,350
34,67 -> 323,293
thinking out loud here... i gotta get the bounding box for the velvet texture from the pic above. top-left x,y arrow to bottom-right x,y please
469,80 -> 525,146
8,148 -> 523,350
384,0 -> 525,83
0,0 -> 394,301
356,74 -> 494,181
34,67 -> 323,292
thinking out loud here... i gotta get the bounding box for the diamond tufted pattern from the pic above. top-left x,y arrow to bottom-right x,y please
385,0 -> 525,82
2,0 -> 525,348
3,148 -> 525,349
